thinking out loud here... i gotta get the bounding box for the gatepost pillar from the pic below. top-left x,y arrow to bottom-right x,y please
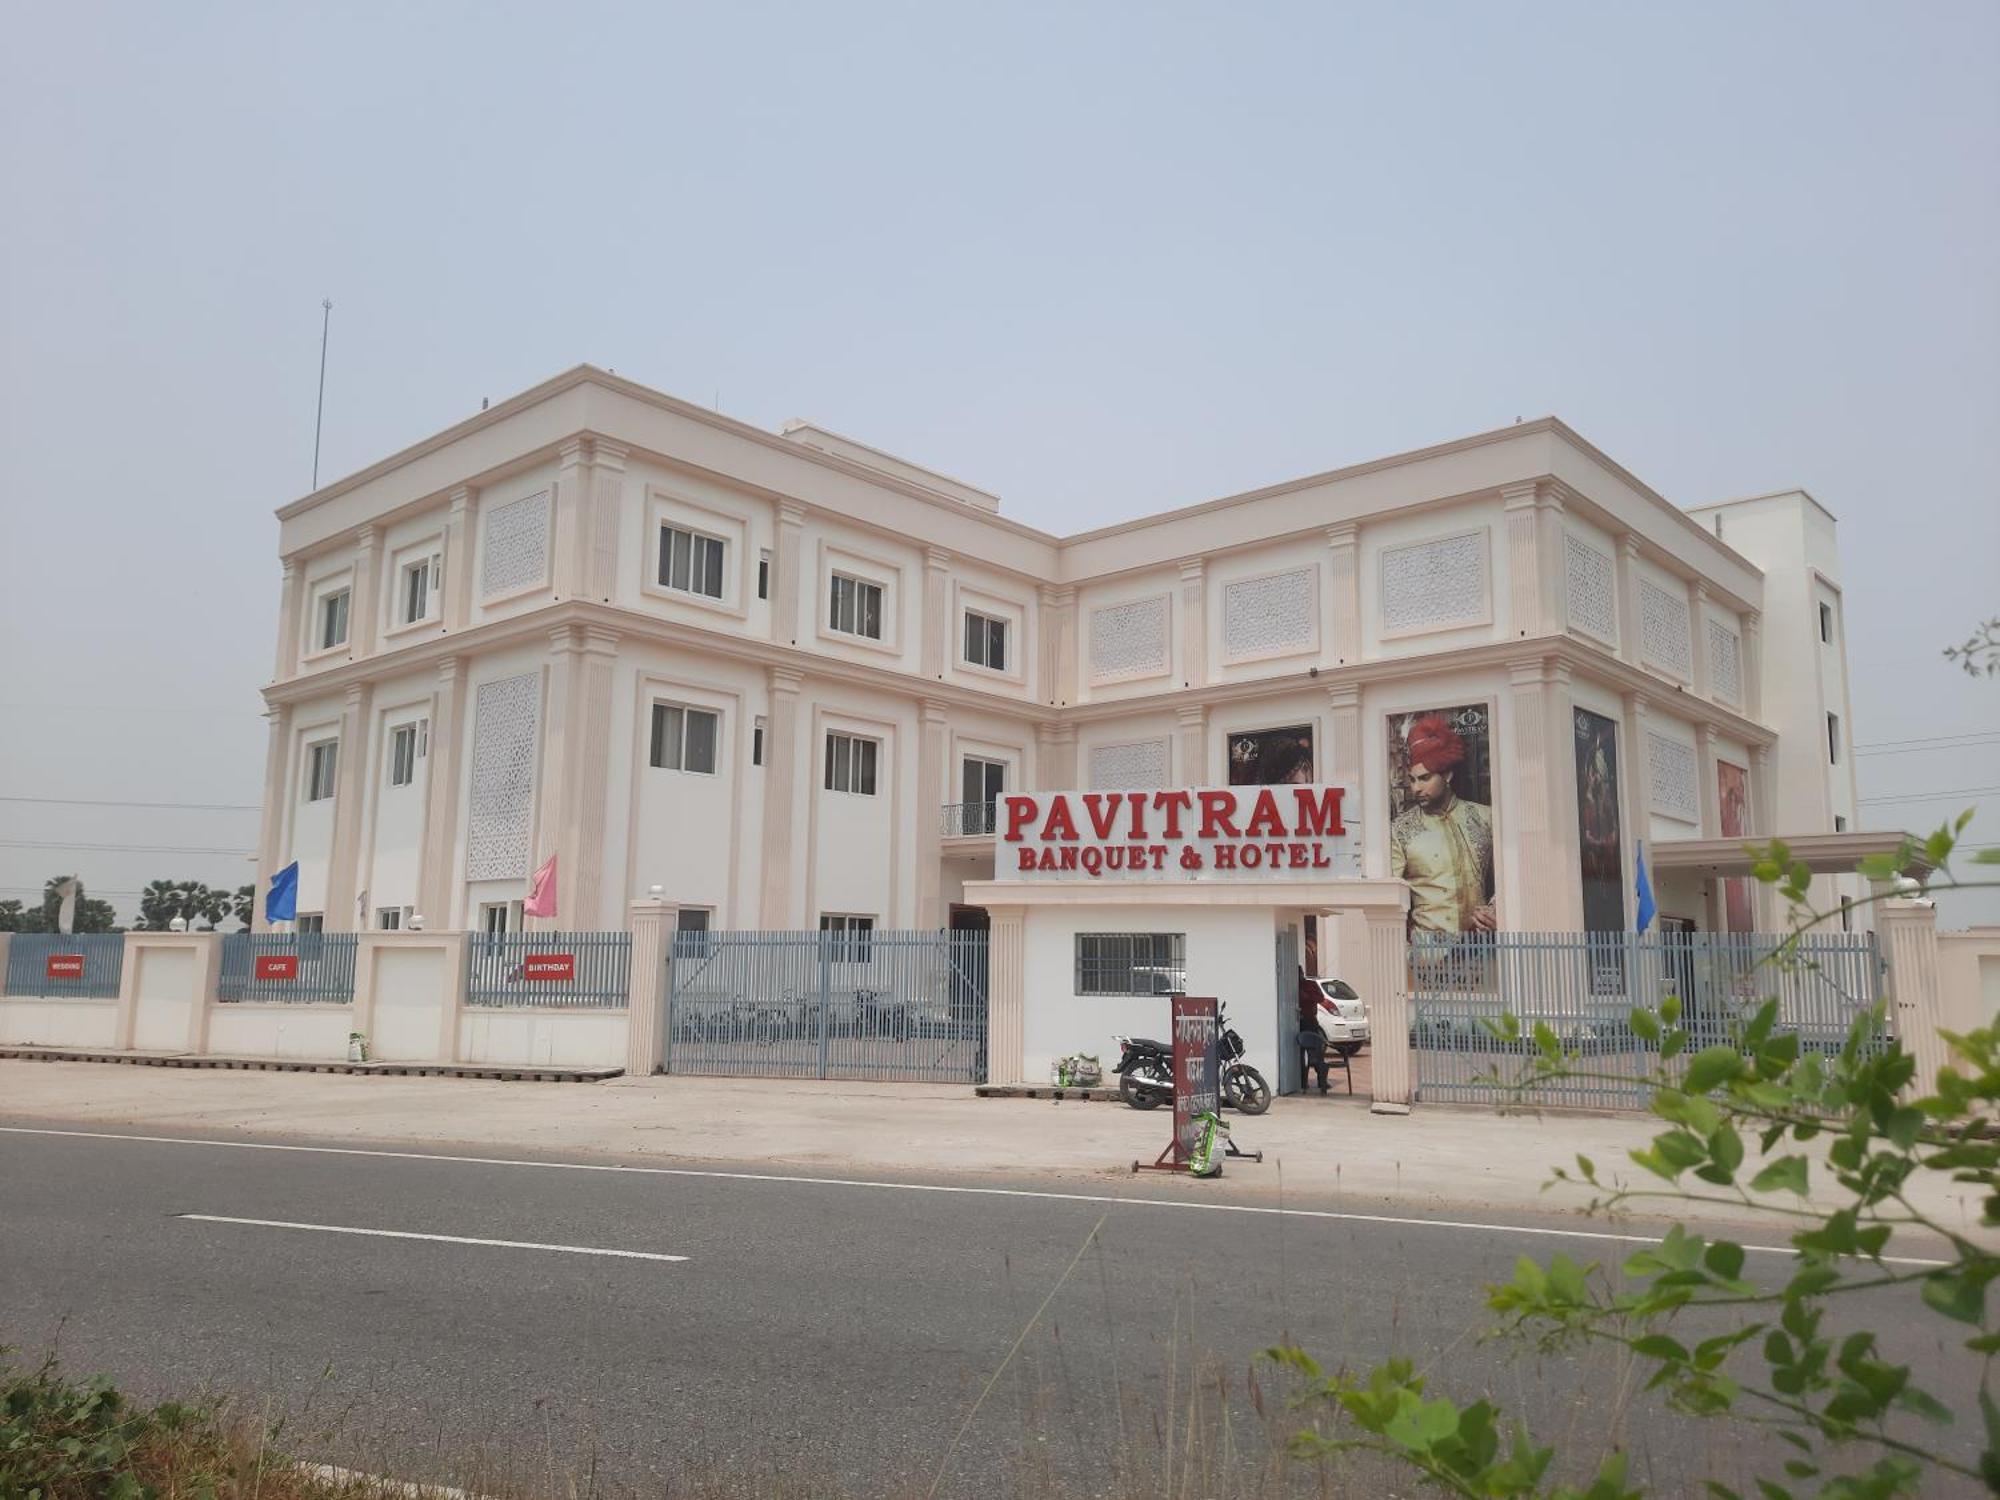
626,900 -> 678,1076
1364,896 -> 1412,1112
1880,898 -> 1947,1098
984,904 -> 1027,1086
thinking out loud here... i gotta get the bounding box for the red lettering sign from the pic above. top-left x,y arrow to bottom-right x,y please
1000,785 -> 1358,883
522,952 -> 576,981
254,954 -> 299,981
45,954 -> 85,980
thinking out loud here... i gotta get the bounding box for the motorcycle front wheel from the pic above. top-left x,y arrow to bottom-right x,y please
1119,1058 -> 1171,1110
1223,1064 -> 1272,1115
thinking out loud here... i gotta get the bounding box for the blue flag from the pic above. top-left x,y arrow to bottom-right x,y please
1634,841 -> 1656,934
265,861 -> 299,923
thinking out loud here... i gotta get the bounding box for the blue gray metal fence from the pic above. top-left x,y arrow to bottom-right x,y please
667,929 -> 989,1082
217,932 -> 358,1003
1410,931 -> 1888,1108
465,931 -> 630,1009
3,933 -> 126,1000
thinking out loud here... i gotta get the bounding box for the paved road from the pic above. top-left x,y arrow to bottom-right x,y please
0,1123 -> 1979,1497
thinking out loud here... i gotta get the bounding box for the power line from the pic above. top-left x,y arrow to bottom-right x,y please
0,796 -> 259,812
1852,730 -> 2000,752
1857,786 -> 2000,804
1857,740 -> 2000,759
0,839 -> 254,856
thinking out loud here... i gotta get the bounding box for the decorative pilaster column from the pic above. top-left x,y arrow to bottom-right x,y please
625,899 -> 677,1075
758,668 -> 804,925
1696,724 -> 1720,836
444,486 -> 476,631
350,525 -> 382,658
418,656 -> 467,928
772,501 -> 806,645
1037,585 -> 1076,705
1749,742 -> 1777,928
1623,689 -> 1656,880
553,436 -> 628,601
1689,583 -> 1713,701
1326,683 -> 1370,950
1363,901 -> 1412,1111
1539,486 -> 1569,633
1325,524 -> 1361,664
1545,660 -> 1583,929
324,682 -> 372,930
922,547 -> 951,680
586,440 -> 626,602
1502,481 -> 1551,638
1177,559 -> 1206,689
1880,899 -> 1948,1097
252,704 -> 293,933
916,699 -> 949,928
984,904 -> 1028,1086
1175,704 -> 1208,785
1507,658 -> 1575,929
1036,722 -> 1077,790
539,625 -> 619,929
273,560 -> 302,680
1742,609 -> 1765,720
1615,536 -> 1643,667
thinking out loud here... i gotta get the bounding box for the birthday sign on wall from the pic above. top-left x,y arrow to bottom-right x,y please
999,784 -> 1360,882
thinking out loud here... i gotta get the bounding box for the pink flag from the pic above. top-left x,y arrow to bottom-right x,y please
524,853 -> 557,918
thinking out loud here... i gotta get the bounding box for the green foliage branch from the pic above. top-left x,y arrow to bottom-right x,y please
1270,813 -> 2000,1499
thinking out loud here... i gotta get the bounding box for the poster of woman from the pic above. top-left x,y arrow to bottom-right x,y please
1387,705 -> 1497,938
1226,724 -> 1315,785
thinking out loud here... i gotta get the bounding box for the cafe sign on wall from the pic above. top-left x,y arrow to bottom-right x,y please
999,784 -> 1360,881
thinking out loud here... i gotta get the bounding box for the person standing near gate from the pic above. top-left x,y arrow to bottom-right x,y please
1296,966 -> 1332,1094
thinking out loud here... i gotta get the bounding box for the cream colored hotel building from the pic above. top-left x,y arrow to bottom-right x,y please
255,365 -> 1869,978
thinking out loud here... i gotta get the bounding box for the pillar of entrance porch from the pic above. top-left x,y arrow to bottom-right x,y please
984,904 -> 1027,1085
758,668 -> 804,926
625,899 -> 679,1076
1880,898 -> 1948,1098
916,699 -> 949,929
1362,901 -> 1412,1111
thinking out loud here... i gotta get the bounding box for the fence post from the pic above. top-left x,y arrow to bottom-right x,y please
1364,904 -> 1412,1112
1880,898 -> 1948,1098
0,934 -> 10,997
982,906 -> 1027,1086
626,901 -> 676,1076
350,937 -> 378,1059
184,934 -> 223,1055
113,933 -> 141,1050
435,932 -> 469,1063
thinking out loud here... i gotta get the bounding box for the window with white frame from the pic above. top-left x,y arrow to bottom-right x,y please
758,550 -> 771,600
295,913 -> 325,934
829,574 -> 884,639
752,716 -> 766,767
659,524 -> 726,599
305,740 -> 339,802
318,589 -> 350,651
1827,712 -> 1841,765
387,719 -> 428,787
400,552 -> 441,625
1819,602 -> 1835,644
963,610 -> 1008,671
824,732 -> 879,795
650,703 -> 719,774
376,906 -> 408,930
818,913 -> 874,963
478,900 -> 522,935
1075,933 -> 1187,996
960,756 -> 1005,834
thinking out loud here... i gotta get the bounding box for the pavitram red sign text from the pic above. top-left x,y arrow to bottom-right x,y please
1000,784 -> 1360,881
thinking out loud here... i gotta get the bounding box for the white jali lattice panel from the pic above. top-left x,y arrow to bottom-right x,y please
1639,579 -> 1692,678
481,491 -> 551,599
1089,739 -> 1170,789
1708,619 -> 1743,704
1089,595 -> 1170,681
1222,568 -> 1316,660
465,672 -> 541,880
1564,534 -> 1617,644
1647,731 -> 1700,824
1380,531 -> 1487,634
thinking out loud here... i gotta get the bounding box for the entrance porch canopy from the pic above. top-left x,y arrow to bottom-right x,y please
1650,829 -> 1929,879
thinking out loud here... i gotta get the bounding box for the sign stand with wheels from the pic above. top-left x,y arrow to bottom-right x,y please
1133,994 -> 1261,1174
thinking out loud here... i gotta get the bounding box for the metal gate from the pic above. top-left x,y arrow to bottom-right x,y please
667,929 -> 989,1082
1411,931 -> 1888,1109
1274,927 -> 1302,1095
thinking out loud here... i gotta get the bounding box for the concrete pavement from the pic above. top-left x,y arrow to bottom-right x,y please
0,1059 -> 1986,1236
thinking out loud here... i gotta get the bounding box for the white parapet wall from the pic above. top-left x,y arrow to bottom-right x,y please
0,997 -> 120,1048
206,1003 -> 358,1061
459,1008 -> 628,1068
126,939 -> 202,1052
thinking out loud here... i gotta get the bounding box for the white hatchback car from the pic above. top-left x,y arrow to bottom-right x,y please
1314,978 -> 1371,1056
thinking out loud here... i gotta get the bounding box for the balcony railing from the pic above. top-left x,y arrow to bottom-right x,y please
940,801 -> 998,837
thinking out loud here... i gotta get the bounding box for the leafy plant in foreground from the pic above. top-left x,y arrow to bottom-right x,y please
1271,815 -> 2000,1498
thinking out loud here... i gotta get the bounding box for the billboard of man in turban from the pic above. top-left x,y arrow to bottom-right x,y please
1388,706 -> 1497,937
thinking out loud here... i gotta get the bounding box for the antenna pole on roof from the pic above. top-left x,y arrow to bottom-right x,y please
312,298 -> 333,490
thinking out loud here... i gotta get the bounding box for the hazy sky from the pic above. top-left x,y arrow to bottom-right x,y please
3,1 -> 1995,928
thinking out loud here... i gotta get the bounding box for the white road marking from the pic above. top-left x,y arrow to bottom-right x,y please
176,1213 -> 687,1262
2,1124 -> 1953,1267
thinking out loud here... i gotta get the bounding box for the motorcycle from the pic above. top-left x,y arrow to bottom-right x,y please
1113,1004 -> 1272,1115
